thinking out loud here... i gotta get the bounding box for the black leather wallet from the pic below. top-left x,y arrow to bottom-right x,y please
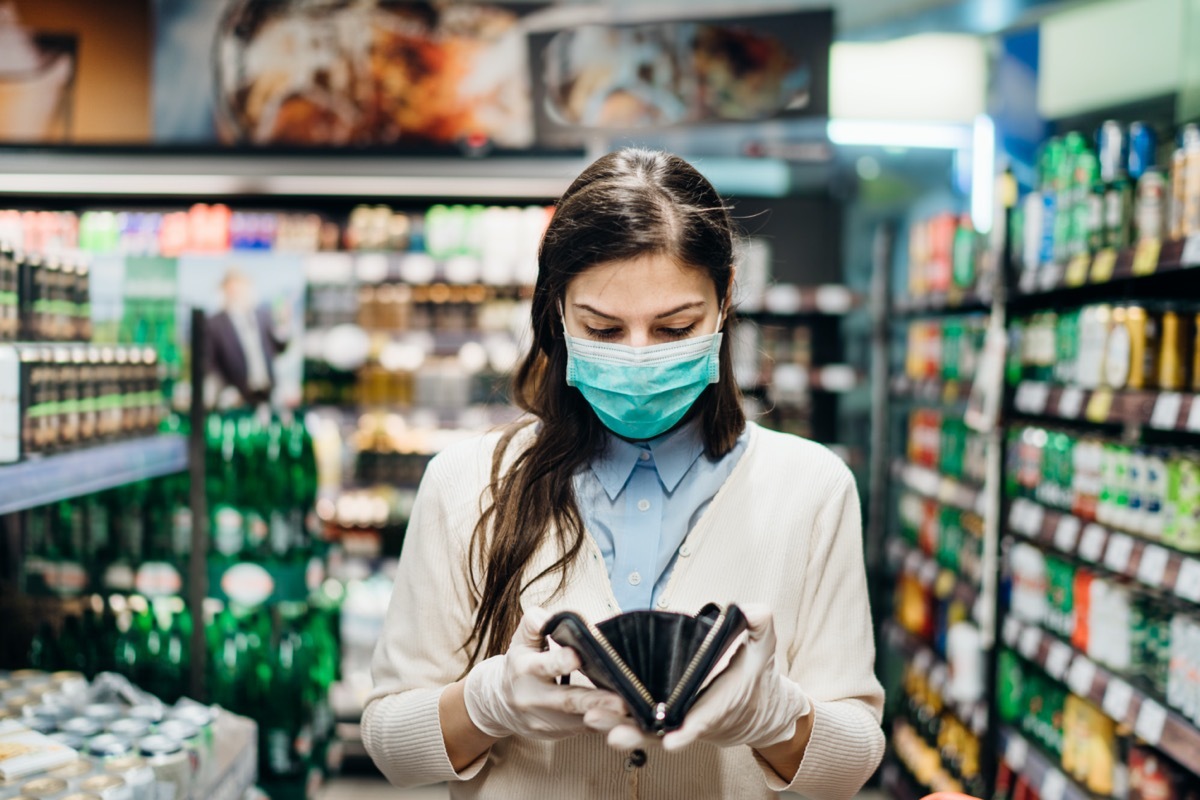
541,603 -> 749,734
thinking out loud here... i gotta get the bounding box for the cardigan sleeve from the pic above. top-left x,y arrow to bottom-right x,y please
756,466 -> 886,799
360,447 -> 489,787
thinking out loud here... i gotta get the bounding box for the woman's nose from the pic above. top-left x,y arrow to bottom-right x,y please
628,328 -> 652,348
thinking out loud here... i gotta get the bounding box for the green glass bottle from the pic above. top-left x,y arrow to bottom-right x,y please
262,603 -> 314,781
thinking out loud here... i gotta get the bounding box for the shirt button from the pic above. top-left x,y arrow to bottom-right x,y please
639,451 -> 651,461
628,572 -> 642,586
679,544 -> 692,558
637,499 -> 651,512
657,596 -> 670,609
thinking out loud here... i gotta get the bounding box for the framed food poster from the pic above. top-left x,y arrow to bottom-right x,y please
527,7 -> 832,147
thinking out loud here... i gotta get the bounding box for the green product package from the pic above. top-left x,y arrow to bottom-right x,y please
1044,555 -> 1076,638
997,649 -> 1026,723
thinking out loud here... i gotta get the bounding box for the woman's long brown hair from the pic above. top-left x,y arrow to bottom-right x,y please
463,149 -> 746,666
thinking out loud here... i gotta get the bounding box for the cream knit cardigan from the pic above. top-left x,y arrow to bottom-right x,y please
362,422 -> 885,799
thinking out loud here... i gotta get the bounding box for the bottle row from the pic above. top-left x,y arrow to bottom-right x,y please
0,344 -> 164,464
895,661 -> 987,798
0,203 -> 554,265
905,212 -> 986,300
1009,545 -> 1183,698
1014,120 -> 1200,274
307,281 -> 529,334
1011,304 -> 1200,393
906,408 -> 989,485
998,647 -> 1200,800
1007,424 -> 1200,552
904,315 -> 988,385
897,493 -> 984,587
0,670 -> 219,800
0,247 -> 92,343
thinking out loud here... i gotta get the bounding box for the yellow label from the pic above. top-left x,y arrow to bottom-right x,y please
1132,238 -> 1161,276
1086,389 -> 1114,422
1091,249 -> 1118,283
1066,254 -> 1090,287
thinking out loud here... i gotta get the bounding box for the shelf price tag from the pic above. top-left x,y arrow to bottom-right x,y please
1055,515 -> 1082,553
1058,387 -> 1085,419
1182,233 -> 1200,266
1006,735 -> 1029,770
1046,641 -> 1073,680
1132,238 -> 1162,276
1086,389 -> 1114,422
1151,392 -> 1183,430
1065,254 -> 1090,286
1079,524 -> 1108,563
1019,626 -> 1043,659
1137,545 -> 1170,588
1134,698 -> 1168,746
1067,656 -> 1097,697
1175,559 -> 1200,602
1188,398 -> 1200,433
1103,678 -> 1134,722
1042,769 -> 1068,800
1091,248 -> 1118,283
1104,533 -> 1135,573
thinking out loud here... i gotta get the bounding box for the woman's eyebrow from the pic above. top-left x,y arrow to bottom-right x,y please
572,303 -> 620,320
572,300 -> 707,320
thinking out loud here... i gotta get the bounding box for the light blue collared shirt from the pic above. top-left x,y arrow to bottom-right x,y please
573,419 -> 750,611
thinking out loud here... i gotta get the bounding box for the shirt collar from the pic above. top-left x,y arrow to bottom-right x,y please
589,418 -> 707,500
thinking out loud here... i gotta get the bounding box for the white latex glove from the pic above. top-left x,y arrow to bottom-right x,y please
464,606 -> 625,740
584,604 -> 811,752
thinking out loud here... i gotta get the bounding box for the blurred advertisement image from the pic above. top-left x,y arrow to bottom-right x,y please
0,2 -> 76,142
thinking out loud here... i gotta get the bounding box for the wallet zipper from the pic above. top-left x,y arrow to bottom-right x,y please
585,620 -> 656,714
661,611 -> 727,719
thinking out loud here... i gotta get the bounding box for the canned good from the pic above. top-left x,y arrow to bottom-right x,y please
86,735 -> 132,763
78,775 -> 131,800
105,720 -> 150,742
165,706 -> 214,788
59,718 -> 102,739
81,707 -> 122,728
125,707 -> 162,726
49,673 -> 87,700
1099,120 -> 1127,183
23,714 -> 57,735
47,758 -> 94,781
25,703 -> 72,724
16,778 -> 69,799
136,736 -> 189,800
47,731 -> 86,750
102,756 -> 154,800
5,695 -> 34,715
155,720 -> 203,789
1183,124 -> 1200,236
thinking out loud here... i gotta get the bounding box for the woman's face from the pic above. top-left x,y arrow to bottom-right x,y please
562,254 -> 725,347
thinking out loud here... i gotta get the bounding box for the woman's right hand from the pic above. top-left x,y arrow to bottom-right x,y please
463,606 -> 624,740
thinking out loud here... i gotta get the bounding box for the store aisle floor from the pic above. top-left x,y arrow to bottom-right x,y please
319,778 -> 889,800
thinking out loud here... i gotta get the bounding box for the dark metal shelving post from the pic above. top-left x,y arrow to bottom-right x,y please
188,307 -> 209,701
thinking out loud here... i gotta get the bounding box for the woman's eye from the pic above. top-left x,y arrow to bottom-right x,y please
660,325 -> 696,339
584,326 -> 622,340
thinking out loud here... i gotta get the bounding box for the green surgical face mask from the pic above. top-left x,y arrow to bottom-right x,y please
562,309 -> 723,440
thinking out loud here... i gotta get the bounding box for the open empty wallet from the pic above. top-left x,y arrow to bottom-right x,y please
541,603 -> 749,735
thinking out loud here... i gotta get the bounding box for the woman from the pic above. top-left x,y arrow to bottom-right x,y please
363,149 -> 884,799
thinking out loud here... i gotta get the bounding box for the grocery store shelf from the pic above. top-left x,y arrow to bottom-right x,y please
999,727 -> 1090,800
206,710 -> 258,800
893,290 -> 992,315
1007,498 -> 1200,603
889,375 -> 974,405
0,435 -> 189,516
891,459 -> 988,516
1011,381 -> 1200,431
737,286 -> 862,320
1001,616 -> 1200,775
889,537 -> 981,623
883,620 -> 988,735
1015,234 -> 1200,297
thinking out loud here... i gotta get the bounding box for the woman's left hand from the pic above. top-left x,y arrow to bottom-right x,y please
583,604 -> 811,753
